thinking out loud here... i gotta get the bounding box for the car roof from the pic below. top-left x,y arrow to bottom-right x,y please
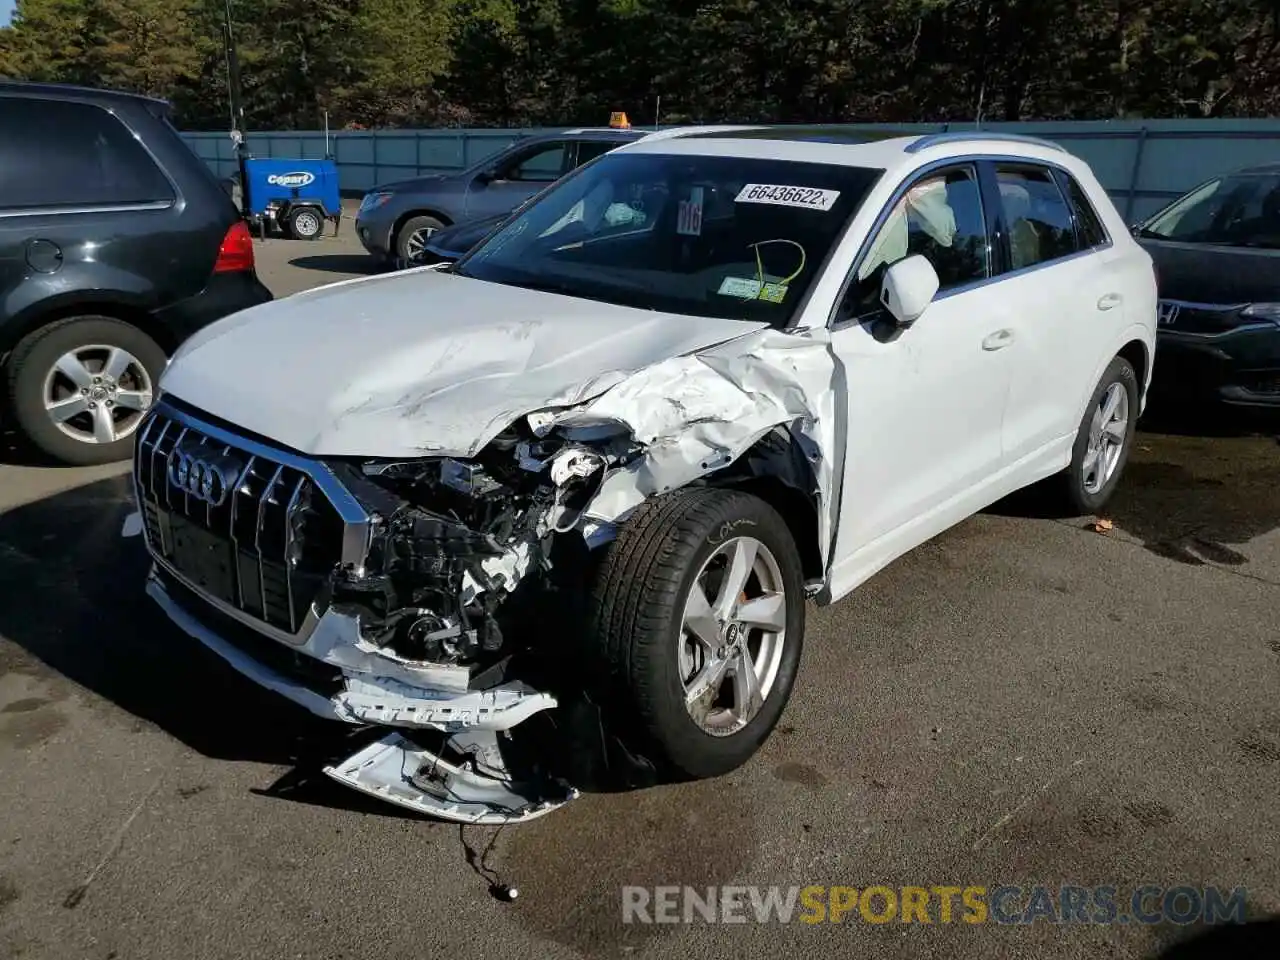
1235,161 -> 1280,175
0,79 -> 170,109
618,126 -> 1081,177
626,133 -> 922,167
547,127 -> 647,139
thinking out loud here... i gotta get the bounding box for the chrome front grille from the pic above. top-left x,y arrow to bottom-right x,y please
133,402 -> 367,639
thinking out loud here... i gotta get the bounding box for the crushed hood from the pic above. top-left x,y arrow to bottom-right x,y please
160,268 -> 766,457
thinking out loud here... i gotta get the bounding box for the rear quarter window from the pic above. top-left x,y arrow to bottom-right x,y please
1056,171 -> 1110,249
0,97 -> 175,209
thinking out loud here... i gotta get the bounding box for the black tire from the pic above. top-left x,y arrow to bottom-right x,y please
1053,355 -> 1140,515
6,316 -> 165,466
394,214 -> 445,264
286,205 -> 324,241
585,487 -> 806,780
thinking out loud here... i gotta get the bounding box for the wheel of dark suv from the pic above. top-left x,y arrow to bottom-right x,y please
1056,355 -> 1140,515
395,215 -> 445,265
586,487 -> 806,780
6,316 -> 164,466
286,205 -> 324,240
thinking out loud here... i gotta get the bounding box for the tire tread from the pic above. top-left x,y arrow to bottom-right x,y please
585,486 -> 804,778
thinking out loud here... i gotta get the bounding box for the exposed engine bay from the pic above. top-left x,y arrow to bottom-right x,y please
330,422 -> 630,674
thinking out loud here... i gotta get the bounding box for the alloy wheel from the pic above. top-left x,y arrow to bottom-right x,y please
42,344 -> 154,445
1082,382 -> 1129,495
678,536 -> 789,737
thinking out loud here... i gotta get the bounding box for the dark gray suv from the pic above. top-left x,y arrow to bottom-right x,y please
354,127 -> 646,265
0,82 -> 273,466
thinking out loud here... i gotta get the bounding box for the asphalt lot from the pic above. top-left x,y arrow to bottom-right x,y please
1,227 -> 1279,960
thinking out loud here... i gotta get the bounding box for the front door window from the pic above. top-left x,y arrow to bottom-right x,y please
844,165 -> 989,320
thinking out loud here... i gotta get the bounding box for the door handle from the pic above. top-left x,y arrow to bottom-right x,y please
982,329 -> 1015,351
1097,293 -> 1123,311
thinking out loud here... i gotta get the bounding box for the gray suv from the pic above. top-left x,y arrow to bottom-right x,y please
355,128 -> 645,265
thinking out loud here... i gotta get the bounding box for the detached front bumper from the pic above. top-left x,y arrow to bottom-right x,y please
145,568 -> 576,824
147,565 -> 575,822
146,565 -> 555,729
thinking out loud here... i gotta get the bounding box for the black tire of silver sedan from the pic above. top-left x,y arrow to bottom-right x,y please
1057,356 -> 1139,515
6,316 -> 163,466
395,215 -> 445,265
586,487 -> 806,780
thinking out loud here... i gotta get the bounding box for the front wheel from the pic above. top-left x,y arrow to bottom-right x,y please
1055,355 -> 1139,515
585,487 -> 806,780
394,215 -> 445,265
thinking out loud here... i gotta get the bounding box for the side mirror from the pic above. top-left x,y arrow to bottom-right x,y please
880,255 -> 940,327
474,167 -> 498,185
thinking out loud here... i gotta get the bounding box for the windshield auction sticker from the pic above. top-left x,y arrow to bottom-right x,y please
736,184 -> 840,211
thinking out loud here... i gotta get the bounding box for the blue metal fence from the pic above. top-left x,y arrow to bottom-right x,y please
182,118 -> 1280,222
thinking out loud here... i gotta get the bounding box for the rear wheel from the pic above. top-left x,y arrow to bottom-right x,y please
6,316 -> 164,466
585,487 -> 806,779
395,215 -> 445,265
1054,356 -> 1139,515
286,205 -> 324,241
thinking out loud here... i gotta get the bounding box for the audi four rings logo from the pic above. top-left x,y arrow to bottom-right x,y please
168,449 -> 243,507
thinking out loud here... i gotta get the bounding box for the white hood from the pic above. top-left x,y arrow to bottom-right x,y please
161,268 -> 766,458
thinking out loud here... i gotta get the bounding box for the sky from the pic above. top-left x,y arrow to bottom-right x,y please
1,0 -> 13,26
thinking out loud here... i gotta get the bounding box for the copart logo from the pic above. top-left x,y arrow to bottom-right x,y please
267,171 -> 316,188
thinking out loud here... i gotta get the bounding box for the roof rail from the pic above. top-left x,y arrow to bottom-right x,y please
905,131 -> 1067,154
637,125 -> 769,142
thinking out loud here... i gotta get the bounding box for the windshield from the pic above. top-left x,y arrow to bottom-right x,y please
1139,173 -> 1280,249
454,151 -> 884,323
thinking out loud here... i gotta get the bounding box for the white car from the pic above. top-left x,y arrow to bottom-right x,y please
133,129 -> 1156,823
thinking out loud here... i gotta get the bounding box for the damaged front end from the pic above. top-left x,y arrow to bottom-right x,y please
136,328 -> 838,824
319,427 -> 641,822
137,401 -> 643,823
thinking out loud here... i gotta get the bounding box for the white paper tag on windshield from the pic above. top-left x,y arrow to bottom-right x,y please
735,183 -> 840,211
677,186 -> 704,235
718,276 -> 762,299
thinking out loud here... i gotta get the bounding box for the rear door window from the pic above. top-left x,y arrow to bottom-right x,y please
0,97 -> 175,209
993,165 -> 1080,270
573,140 -> 622,168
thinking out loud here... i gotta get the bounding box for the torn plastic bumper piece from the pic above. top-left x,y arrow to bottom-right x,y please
332,675 -> 556,730
147,567 -> 574,823
146,566 -> 554,731
324,731 -> 579,825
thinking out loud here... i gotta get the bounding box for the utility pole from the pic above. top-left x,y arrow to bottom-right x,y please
223,0 -> 250,218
